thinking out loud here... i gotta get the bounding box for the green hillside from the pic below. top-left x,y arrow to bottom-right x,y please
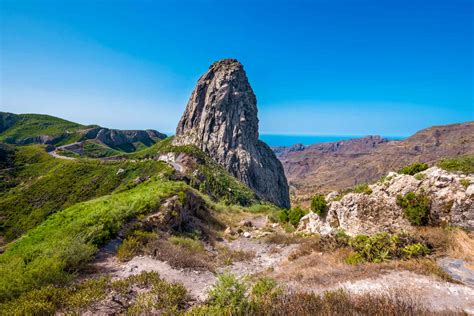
0,112 -> 89,145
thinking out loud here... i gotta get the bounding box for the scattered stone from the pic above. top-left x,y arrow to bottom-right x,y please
243,232 -> 251,238
240,220 -> 253,228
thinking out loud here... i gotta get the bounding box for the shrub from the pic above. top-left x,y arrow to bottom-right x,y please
399,162 -> 429,175
396,191 -> 430,226
117,237 -> 143,261
207,273 -> 248,312
250,277 -> 281,304
346,232 -> 431,263
345,252 -> 365,265
438,156 -> 474,174
401,243 -> 430,259
277,209 -> 289,223
310,194 -> 327,216
169,236 -> 205,253
414,173 -> 426,181
288,207 -> 306,227
460,178 -> 471,188
353,183 -> 372,195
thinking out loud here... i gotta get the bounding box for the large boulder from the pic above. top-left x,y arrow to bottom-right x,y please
173,59 -> 290,208
298,167 -> 474,235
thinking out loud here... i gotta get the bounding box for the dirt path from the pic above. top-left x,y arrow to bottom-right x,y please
93,235 -> 297,302
91,213 -> 474,313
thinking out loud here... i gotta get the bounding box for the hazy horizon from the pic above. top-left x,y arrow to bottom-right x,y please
1,0 -> 472,136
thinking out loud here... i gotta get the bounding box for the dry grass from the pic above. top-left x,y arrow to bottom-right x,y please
264,233 -> 302,246
414,227 -> 474,263
146,238 -> 215,271
446,229 -> 474,263
254,289 -> 438,316
386,258 -> 454,282
216,245 -> 256,266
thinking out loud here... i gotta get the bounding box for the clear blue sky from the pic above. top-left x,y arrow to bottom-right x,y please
1,0 -> 473,136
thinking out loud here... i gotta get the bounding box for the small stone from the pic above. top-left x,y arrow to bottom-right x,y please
243,232 -> 251,238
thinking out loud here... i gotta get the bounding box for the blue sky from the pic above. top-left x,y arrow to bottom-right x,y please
1,0 -> 472,136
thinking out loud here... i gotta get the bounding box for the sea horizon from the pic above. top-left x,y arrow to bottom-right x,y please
259,134 -> 406,147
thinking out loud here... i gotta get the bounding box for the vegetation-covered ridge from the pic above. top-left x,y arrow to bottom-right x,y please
0,112 -> 166,156
0,112 -> 89,145
0,176 -> 188,302
127,137 -> 261,206
0,144 -> 173,241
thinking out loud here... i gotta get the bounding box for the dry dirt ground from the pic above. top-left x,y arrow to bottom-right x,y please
91,215 -> 474,313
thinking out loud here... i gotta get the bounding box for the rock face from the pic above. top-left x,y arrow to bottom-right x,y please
82,127 -> 166,149
173,59 -> 290,208
298,167 -> 474,235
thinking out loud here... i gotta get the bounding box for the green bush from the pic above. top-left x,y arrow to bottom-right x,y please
438,156 -> 474,174
288,207 -> 306,227
396,191 -> 430,226
460,179 -> 471,188
277,210 -> 289,223
401,243 -> 430,259
399,162 -> 429,175
117,237 -> 143,262
346,232 -> 431,263
310,194 -> 327,216
353,183 -> 372,195
250,277 -> 281,304
207,273 -> 248,312
344,252 -> 364,265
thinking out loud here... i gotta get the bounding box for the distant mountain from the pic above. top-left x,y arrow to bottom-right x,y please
0,112 -> 167,157
275,122 -> 474,202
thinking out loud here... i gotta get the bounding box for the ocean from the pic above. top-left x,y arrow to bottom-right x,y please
259,134 -> 405,147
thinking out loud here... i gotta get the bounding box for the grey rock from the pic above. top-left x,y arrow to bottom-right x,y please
298,167 -> 474,235
173,59 -> 290,208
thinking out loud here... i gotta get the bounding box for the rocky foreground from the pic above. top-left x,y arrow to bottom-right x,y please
298,166 -> 473,236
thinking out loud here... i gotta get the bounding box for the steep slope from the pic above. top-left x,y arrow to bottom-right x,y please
0,112 -> 167,156
174,59 -> 290,208
277,122 -> 474,202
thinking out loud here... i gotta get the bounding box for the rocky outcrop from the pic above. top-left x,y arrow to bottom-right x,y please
173,59 -> 290,208
298,167 -> 474,235
82,127 -> 166,149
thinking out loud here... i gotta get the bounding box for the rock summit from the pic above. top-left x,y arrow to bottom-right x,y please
174,59 -> 290,208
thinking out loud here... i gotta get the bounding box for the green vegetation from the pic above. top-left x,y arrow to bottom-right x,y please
352,183 -> 373,195
347,232 -> 430,264
396,191 -> 431,226
0,112 -> 88,145
438,156 -> 474,174
0,271 -> 187,315
398,162 -> 429,175
81,140 -> 122,157
0,178 -> 187,302
188,274 -> 428,315
130,137 -> 259,206
0,145 -> 173,241
310,194 -> 327,216
460,178 -> 471,188
278,206 -> 307,227
414,173 -> 426,181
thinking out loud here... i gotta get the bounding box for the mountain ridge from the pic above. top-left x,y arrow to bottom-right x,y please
275,121 -> 474,202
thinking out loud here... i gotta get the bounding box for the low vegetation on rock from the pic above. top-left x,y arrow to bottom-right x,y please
398,162 -> 429,175
396,191 -> 431,226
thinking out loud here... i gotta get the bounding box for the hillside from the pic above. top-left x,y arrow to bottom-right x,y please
1,60 -> 473,314
0,112 -> 166,156
276,121 -> 474,203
